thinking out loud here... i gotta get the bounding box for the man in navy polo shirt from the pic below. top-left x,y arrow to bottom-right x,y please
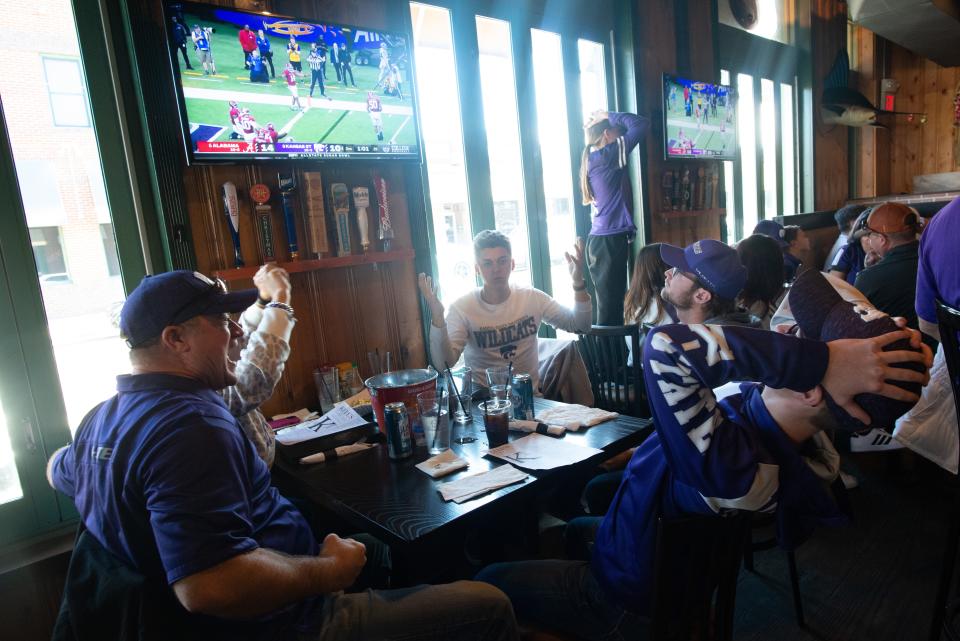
477,270 -> 930,640
47,270 -> 518,641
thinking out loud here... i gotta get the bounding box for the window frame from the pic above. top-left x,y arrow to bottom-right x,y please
716,18 -> 808,241
0,0 -> 160,551
409,0 -> 623,326
41,55 -> 92,128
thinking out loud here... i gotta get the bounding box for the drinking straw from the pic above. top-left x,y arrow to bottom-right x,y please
444,361 -> 467,415
431,389 -> 444,451
506,361 -> 513,400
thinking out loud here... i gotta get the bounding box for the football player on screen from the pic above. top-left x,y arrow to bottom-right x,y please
283,62 -> 304,111
367,91 -> 384,141
191,25 -> 216,76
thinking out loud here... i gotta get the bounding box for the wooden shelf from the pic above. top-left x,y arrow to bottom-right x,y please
658,208 -> 725,221
214,249 -> 415,281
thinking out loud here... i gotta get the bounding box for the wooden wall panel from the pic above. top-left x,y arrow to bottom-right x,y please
637,0 -> 723,245
853,38 -> 960,197
811,0 -> 849,210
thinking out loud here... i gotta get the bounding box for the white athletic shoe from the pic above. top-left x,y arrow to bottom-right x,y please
850,428 -> 905,453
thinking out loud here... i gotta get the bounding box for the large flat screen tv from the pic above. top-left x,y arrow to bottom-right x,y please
662,73 -> 737,161
164,1 -> 421,163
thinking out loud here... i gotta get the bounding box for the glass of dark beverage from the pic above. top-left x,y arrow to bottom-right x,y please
480,399 -> 511,447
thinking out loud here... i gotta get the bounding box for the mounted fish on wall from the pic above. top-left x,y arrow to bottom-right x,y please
729,0 -> 758,30
820,50 -> 927,128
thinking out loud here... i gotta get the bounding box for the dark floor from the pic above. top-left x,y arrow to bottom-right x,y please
732,452 -> 954,641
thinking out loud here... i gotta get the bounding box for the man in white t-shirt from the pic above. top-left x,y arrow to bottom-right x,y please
418,230 -> 592,391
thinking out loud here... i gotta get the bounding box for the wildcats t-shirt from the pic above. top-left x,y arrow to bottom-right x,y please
429,285 -> 592,391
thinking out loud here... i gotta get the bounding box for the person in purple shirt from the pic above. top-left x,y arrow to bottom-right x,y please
47,270 -> 519,641
580,110 -> 650,325
477,270 -> 930,640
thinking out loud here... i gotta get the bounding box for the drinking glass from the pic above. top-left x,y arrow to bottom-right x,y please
479,399 -> 511,447
313,366 -> 340,414
417,390 -> 451,455
448,367 -> 473,424
486,366 -> 512,401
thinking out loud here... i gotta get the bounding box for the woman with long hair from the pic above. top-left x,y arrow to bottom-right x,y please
623,243 -> 671,325
735,234 -> 786,329
580,110 -> 649,326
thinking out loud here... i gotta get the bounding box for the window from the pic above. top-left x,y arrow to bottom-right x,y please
42,57 -> 91,127
30,227 -> 67,277
0,0 -> 148,546
411,3 -> 474,302
410,2 -> 618,325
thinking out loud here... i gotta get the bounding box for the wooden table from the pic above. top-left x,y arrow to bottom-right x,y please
274,399 -> 651,552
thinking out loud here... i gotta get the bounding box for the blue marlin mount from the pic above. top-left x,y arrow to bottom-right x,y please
821,50 -> 926,128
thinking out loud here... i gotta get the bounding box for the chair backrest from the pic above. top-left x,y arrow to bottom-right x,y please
936,299 -> 960,473
576,324 -> 649,417
650,511 -> 749,641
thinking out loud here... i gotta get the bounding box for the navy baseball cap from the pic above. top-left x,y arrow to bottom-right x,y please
752,219 -> 789,248
120,270 -> 256,347
790,269 -> 924,432
660,239 -> 747,301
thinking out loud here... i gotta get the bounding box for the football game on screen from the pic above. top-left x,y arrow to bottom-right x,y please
663,75 -> 736,160
169,2 -> 419,161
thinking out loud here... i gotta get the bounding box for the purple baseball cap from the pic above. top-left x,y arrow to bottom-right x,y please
790,270 -> 924,432
120,270 -> 256,347
752,219 -> 789,248
660,239 -> 747,301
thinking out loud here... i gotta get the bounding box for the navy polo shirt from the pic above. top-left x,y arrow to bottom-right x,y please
51,373 -> 318,589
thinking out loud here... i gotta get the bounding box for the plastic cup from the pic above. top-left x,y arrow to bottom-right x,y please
417,391 -> 451,455
448,367 -> 473,424
480,399 -> 511,448
313,366 -> 340,414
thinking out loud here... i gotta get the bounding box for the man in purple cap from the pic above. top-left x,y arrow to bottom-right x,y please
477,270 -> 930,640
46,270 -> 519,641
659,238 -> 757,327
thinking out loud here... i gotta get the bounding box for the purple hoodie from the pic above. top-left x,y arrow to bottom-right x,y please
587,112 -> 649,236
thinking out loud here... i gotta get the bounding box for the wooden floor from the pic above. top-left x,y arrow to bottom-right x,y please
733,454 -> 954,641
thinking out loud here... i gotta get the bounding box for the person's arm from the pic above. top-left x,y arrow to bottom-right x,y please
915,230 -> 941,341
173,533 -> 365,619
46,445 -> 71,492
419,273 -> 466,369
643,324 -> 829,501
606,111 -> 650,155
540,239 -> 592,332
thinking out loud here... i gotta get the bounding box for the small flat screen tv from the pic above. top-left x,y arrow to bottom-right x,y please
662,73 -> 737,161
164,1 -> 421,163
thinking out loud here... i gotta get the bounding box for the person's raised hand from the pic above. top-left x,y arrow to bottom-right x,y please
263,266 -> 291,304
565,238 -> 586,286
253,264 -> 271,301
822,330 -> 931,424
318,533 -> 366,592
417,273 -> 445,326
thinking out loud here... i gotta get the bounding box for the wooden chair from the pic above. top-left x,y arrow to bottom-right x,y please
525,511 -> 749,641
930,299 -> 960,641
576,324 -> 649,418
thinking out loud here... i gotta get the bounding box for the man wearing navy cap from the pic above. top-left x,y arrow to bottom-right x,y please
659,239 -> 758,327
477,270 -> 930,640
47,270 -> 519,640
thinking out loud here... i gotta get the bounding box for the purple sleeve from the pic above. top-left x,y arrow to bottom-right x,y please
915,231 -> 937,323
642,324 -> 828,498
592,112 -> 649,169
51,446 -> 75,499
141,419 -> 260,584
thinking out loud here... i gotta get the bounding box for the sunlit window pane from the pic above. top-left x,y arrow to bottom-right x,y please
0,403 -> 22,506
737,73 -> 758,236
721,69 -> 737,241
532,29 -> 577,322
0,2 -> 127,436
760,78 -> 777,218
781,82 -> 796,215
476,17 -> 530,288
577,39 -> 607,126
411,3 -> 474,302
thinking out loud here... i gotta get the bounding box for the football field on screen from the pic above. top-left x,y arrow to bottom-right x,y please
178,13 -> 415,147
